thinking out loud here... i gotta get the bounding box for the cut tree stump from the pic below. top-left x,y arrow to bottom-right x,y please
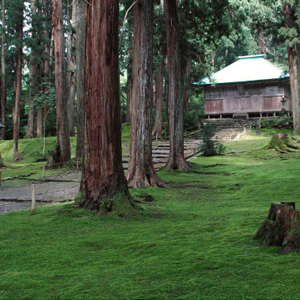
264,133 -> 299,153
254,202 -> 300,254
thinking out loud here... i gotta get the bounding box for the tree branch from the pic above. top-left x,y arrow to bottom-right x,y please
119,0 -> 139,51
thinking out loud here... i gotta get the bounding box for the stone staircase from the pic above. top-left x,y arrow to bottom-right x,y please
122,139 -> 200,170
205,119 -> 256,142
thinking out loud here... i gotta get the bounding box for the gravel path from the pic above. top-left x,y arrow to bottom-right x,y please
0,172 -> 81,215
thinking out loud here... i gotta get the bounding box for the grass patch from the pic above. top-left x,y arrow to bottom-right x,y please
1,129 -> 300,298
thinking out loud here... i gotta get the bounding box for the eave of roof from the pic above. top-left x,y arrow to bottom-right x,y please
194,55 -> 289,86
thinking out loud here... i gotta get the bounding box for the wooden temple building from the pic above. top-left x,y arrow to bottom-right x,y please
196,55 -> 291,119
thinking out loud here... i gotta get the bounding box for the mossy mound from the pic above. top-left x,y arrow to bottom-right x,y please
263,133 -> 299,153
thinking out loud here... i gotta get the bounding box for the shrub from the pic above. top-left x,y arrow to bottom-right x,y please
199,123 -> 226,156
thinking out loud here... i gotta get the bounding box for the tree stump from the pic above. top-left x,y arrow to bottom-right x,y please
254,202 -> 300,254
264,133 -> 298,153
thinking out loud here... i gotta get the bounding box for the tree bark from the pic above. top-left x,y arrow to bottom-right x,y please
75,0 -> 86,159
284,3 -> 300,134
125,20 -> 133,124
13,0 -> 23,161
26,0 -> 37,139
77,0 -> 134,214
52,0 -> 71,164
67,0 -> 76,137
254,202 -> 300,254
36,1 -> 44,138
126,0 -> 165,188
183,57 -> 192,114
152,58 -> 164,138
258,28 -> 264,55
1,0 -> 5,139
165,0 -> 188,170
43,0 -> 51,135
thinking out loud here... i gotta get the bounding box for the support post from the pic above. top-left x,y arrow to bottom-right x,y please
31,184 -> 36,209
43,163 -> 46,178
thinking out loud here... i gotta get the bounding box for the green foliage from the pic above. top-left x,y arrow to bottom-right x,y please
184,96 -> 204,131
199,123 -> 226,156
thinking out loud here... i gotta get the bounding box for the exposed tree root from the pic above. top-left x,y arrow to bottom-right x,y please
264,133 -> 299,153
127,165 -> 167,188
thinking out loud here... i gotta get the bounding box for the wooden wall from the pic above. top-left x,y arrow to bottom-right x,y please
204,79 -> 291,118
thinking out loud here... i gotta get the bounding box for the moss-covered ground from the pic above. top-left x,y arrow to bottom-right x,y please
1,128 -> 300,298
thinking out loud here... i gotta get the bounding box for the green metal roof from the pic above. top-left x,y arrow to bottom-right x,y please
196,55 -> 289,85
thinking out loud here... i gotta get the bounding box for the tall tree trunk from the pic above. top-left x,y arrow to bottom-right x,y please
36,105 -> 43,137
258,28 -> 264,55
125,21 -> 133,124
36,0 -> 44,138
67,1 -> 76,137
1,0 -> 5,139
27,65 -> 36,138
43,0 -> 51,135
284,3 -> 300,134
13,0 -> 23,161
165,0 -> 188,170
75,0 -> 86,159
36,63 -> 43,138
183,57 -> 192,114
127,0 -> 165,188
152,58 -> 164,138
26,0 -> 37,139
77,0 -> 133,214
287,45 -> 300,134
52,0 -> 71,164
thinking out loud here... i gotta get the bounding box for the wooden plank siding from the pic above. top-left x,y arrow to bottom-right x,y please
204,79 -> 291,118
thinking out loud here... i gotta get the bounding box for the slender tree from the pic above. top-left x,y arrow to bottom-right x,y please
52,0 -> 71,164
75,0 -> 86,159
283,2 -> 300,134
76,0 -> 134,213
26,0 -> 37,139
13,0 -> 23,160
152,1 -> 166,139
165,0 -> 189,170
127,0 -> 165,188
66,0 -> 76,137
1,0 -> 5,139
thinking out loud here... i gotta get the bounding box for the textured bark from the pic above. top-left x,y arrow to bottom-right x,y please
13,1 -> 23,161
75,0 -> 86,159
52,0 -> 71,164
36,104 -> 42,138
1,0 -> 5,139
284,3 -> 300,135
254,202 -> 300,254
26,0 -> 37,139
126,21 -> 133,124
67,1 -> 76,137
183,57 -> 192,114
77,0 -> 134,213
287,45 -> 300,134
152,59 -> 164,138
126,0 -> 165,188
258,29 -> 264,55
43,0 -> 51,131
27,65 -> 36,138
36,1 -> 44,138
165,0 -> 188,170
